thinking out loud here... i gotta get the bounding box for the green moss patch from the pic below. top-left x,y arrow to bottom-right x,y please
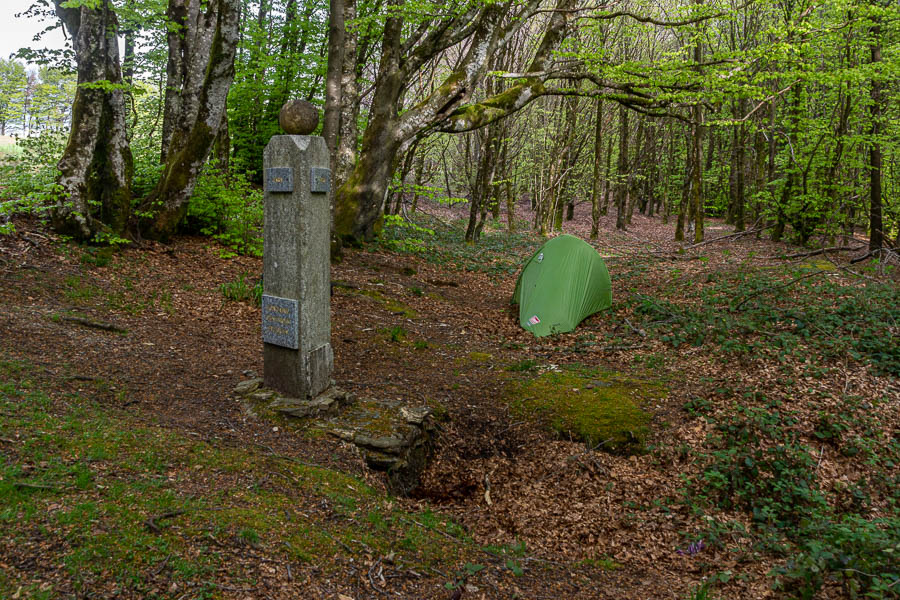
454,351 -> 494,367
505,366 -> 665,454
350,288 -> 418,318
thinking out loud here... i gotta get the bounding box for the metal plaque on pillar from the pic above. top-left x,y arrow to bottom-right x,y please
265,167 -> 294,193
310,167 -> 331,194
261,294 -> 299,349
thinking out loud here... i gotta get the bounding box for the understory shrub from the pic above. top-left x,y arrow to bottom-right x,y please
0,132 -> 65,234
686,397 -> 899,599
632,268 -> 900,376
186,166 -> 263,257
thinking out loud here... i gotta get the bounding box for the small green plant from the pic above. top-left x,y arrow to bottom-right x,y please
506,359 -> 538,372
219,273 -> 261,305
772,516 -> 900,599
80,246 -> 115,267
63,275 -> 100,302
238,527 -> 261,547
630,268 -> 900,376
388,325 -> 407,343
683,581 -> 717,600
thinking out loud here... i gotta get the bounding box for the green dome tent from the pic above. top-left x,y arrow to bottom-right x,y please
512,234 -> 612,337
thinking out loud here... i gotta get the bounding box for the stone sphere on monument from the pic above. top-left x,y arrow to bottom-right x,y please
279,100 -> 319,135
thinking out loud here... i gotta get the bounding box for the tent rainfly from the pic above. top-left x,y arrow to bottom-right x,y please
512,234 -> 612,337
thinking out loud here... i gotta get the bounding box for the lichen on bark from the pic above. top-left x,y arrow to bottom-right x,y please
142,0 -> 240,240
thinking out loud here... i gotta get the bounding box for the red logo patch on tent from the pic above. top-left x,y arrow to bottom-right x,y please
528,315 -> 540,325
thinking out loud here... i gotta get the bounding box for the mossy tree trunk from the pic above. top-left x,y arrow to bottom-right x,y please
142,0 -> 240,240
332,0 -> 574,245
51,0 -> 133,241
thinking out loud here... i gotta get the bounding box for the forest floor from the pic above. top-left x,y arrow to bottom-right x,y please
0,201 -> 898,600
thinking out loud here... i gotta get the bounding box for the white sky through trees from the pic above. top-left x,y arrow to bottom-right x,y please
0,0 -> 66,64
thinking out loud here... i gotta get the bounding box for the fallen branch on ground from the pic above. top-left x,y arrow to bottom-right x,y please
680,224 -> 771,250
598,344 -> 645,352
60,315 -> 128,334
367,557 -> 387,595
823,249 -> 881,283
144,510 -> 187,533
764,245 -> 864,260
14,481 -> 61,491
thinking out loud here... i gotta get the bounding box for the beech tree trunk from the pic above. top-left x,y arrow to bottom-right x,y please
334,0 -> 360,190
51,0 -> 133,241
868,18 -> 884,253
143,0 -> 240,240
322,0 -> 345,163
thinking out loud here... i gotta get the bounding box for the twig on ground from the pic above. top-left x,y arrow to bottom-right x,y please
60,315 -> 128,334
367,557 -> 387,595
764,245 -> 864,260
319,527 -> 354,554
14,481 -> 61,491
252,442 -> 326,469
213,583 -> 257,592
823,248 -> 881,283
679,225 -> 769,250
150,553 -> 172,577
847,247 -> 897,265
597,344 -> 645,352
144,510 -> 187,533
815,445 -> 825,474
623,318 -> 647,338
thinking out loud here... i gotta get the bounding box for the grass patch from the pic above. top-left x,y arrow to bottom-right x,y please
219,272 -> 262,305
455,351 -> 493,367
62,275 -> 102,303
505,366 -> 664,453
505,358 -> 538,372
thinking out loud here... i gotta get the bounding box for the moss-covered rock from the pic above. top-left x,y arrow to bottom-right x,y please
505,366 -> 665,454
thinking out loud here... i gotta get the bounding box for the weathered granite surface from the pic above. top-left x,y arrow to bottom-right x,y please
262,135 -> 333,398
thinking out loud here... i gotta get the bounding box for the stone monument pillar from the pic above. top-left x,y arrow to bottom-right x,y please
262,101 -> 333,399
